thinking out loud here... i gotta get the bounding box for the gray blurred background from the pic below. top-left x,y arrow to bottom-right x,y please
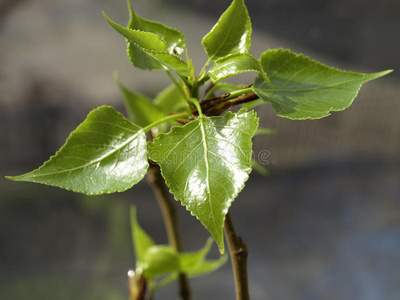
1,0 -> 399,299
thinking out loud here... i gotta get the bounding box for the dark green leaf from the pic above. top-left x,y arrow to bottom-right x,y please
254,48 -> 392,120
126,0 -> 186,55
148,109 -> 259,253
7,106 -> 149,195
202,0 -> 252,60
115,74 -> 165,127
208,53 -> 263,83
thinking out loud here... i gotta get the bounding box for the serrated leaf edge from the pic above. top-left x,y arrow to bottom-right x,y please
148,110 -> 259,253
7,106 -> 149,195
202,0 -> 252,59
256,48 -> 392,120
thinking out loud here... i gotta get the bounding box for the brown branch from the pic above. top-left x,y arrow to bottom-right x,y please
224,212 -> 250,300
202,93 -> 259,116
147,163 -> 192,300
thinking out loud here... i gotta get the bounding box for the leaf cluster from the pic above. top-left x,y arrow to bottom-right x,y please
7,0 -> 391,258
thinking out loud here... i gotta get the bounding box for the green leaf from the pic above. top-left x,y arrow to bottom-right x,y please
148,109 -> 259,253
6,106 -> 149,195
150,52 -> 191,76
255,128 -> 277,135
141,245 -> 180,277
208,53 -> 263,83
179,238 -> 214,273
104,12 -> 191,76
180,237 -> 227,276
253,48 -> 393,120
252,160 -> 269,176
130,206 -> 155,264
154,84 -> 188,113
186,255 -> 228,277
104,12 -> 167,51
115,74 -> 165,127
126,0 -> 186,55
202,0 -> 252,60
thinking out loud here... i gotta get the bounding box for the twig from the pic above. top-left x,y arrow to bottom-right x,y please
147,163 -> 192,300
224,212 -> 250,300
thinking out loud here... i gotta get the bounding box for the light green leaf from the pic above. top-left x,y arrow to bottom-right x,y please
148,109 -> 259,253
254,48 -> 393,120
186,255 -> 228,277
202,0 -> 252,60
255,128 -> 277,135
180,237 -> 227,276
130,206 -> 155,264
179,238 -> 214,273
6,106 -> 149,195
115,74 -> 165,127
126,0 -> 186,55
150,52 -> 191,76
104,12 -> 191,76
141,245 -> 180,277
208,53 -> 263,83
154,84 -> 188,113
104,12 -> 167,51
252,160 -> 269,176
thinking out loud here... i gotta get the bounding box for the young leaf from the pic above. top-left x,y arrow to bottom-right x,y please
104,12 -> 167,51
115,74 -> 165,127
253,48 -> 392,120
142,245 -> 180,277
148,109 -> 259,253
252,160 -> 269,176
154,84 -> 188,113
202,0 -> 252,60
208,53 -> 263,83
126,0 -> 186,55
255,128 -> 277,135
180,237 -> 228,277
179,238 -> 214,273
104,13 -> 191,76
6,106 -> 149,195
130,206 -> 155,264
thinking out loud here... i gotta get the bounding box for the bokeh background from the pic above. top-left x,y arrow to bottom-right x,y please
1,0 -> 399,299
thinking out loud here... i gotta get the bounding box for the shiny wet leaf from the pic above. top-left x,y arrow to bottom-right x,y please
202,0 -> 252,60
7,106 -> 149,195
148,109 -> 259,253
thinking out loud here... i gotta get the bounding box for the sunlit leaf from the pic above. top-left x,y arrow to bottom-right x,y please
126,0 -> 186,55
104,13 -> 190,75
208,53 -> 263,83
148,109 -> 259,253
254,48 -> 392,120
115,74 -> 165,127
202,0 -> 252,60
7,106 -> 149,195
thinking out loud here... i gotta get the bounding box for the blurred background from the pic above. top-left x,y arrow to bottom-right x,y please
1,0 -> 399,299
